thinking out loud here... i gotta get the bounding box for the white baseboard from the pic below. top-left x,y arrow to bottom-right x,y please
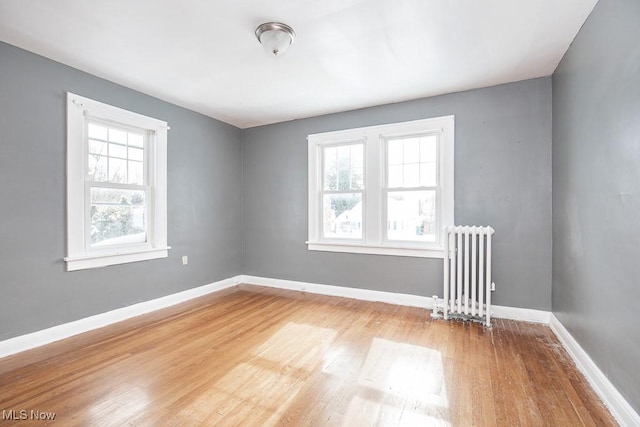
240,275 -> 434,308
239,275 -> 550,324
0,275 -> 243,359
550,314 -> 640,426
492,305 -> 551,324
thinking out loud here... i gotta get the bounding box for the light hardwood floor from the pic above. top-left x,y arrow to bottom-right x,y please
0,285 -> 616,426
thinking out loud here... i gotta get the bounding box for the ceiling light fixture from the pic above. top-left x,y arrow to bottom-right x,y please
255,22 -> 296,56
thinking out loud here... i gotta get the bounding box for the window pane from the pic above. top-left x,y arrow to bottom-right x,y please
387,190 -> 436,242
128,133 -> 144,148
347,145 -> 364,190
404,138 -> 419,163
404,164 -> 419,187
351,145 -> 363,168
108,128 -> 127,144
109,143 -> 127,159
128,147 -> 144,162
388,164 -> 402,188
88,139 -> 107,155
323,193 -> 362,239
323,146 -> 338,191
128,161 -> 144,185
88,155 -> 108,181
420,136 -> 437,162
337,145 -> 350,160
88,123 -> 108,141
337,145 -> 351,190
420,162 -> 437,187
108,158 -> 127,183
350,167 -> 363,190
388,140 -> 403,165
90,187 -> 146,247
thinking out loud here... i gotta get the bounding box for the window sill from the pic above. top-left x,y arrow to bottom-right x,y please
307,241 -> 443,258
64,246 -> 171,271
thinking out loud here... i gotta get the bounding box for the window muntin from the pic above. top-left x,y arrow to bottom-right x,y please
308,116 -> 454,258
321,142 -> 364,240
65,93 -> 169,271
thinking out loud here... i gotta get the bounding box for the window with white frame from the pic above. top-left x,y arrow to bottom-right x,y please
308,116 -> 454,258
65,93 -> 169,271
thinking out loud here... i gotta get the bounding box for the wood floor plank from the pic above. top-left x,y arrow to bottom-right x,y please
0,285 -> 616,426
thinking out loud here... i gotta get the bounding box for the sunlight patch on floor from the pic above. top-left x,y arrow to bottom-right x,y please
342,338 -> 450,426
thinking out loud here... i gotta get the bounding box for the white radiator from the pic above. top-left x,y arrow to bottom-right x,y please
437,225 -> 495,326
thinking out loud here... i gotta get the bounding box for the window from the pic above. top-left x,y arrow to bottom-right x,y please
308,116 -> 454,258
65,93 -> 169,271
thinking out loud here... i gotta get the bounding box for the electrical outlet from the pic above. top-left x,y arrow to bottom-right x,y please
182,256 -> 188,265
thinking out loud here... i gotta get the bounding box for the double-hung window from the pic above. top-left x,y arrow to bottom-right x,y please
308,116 -> 454,258
65,93 -> 169,271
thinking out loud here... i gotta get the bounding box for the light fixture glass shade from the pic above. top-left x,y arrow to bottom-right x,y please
255,22 -> 295,56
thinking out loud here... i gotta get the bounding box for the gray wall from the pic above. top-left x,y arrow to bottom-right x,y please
241,78 -> 552,310
0,42 -> 243,341
552,0 -> 640,413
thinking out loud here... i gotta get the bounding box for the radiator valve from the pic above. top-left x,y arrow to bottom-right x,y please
431,295 -> 443,318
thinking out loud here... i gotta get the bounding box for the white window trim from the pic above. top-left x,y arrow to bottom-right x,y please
64,93 -> 170,271
307,116 -> 454,258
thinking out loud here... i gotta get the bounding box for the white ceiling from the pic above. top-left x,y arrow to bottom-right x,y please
0,0 -> 597,128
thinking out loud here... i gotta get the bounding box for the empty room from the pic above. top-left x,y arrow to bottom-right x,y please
0,0 -> 638,425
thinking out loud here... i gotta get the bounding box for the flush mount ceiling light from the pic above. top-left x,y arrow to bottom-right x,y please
255,22 -> 296,56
